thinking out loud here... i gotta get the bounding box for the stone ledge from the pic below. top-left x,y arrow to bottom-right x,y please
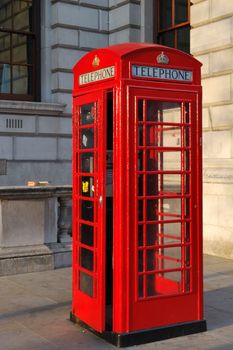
0,243 -> 72,276
0,100 -> 66,116
0,185 -> 72,199
203,167 -> 233,183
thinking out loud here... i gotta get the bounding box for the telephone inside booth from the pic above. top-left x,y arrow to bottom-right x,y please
71,43 -> 206,347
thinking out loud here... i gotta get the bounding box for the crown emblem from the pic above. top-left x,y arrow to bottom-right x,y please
156,52 -> 169,64
92,55 -> 100,68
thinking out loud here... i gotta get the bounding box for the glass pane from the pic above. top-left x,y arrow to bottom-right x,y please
12,34 -> 33,64
13,0 -> 33,31
80,247 -> 94,271
159,222 -> 181,239
138,224 -> 143,246
162,174 -> 182,194
146,174 -> 158,196
159,198 -> 182,218
159,31 -> 175,48
81,200 -> 94,222
81,176 -> 94,198
146,249 -> 155,271
12,65 -> 32,94
81,128 -> 94,149
147,101 -> 181,123
80,103 -> 96,125
146,125 -> 158,146
138,150 -> 143,171
138,124 -> 143,146
0,63 -> 10,93
161,102 -> 181,123
159,0 -> 172,30
138,250 -> 143,272
80,224 -> 94,247
138,275 -> 144,298
0,1 -> 12,30
138,200 -> 143,221
147,151 -> 181,171
138,99 -> 143,121
185,270 -> 190,291
146,274 -> 156,297
146,150 -> 158,171
175,0 -> 189,25
146,199 -> 158,221
158,247 -> 181,270
147,100 -> 159,122
161,126 -> 181,148
80,152 -> 94,173
80,271 -> 93,297
177,26 -> 190,53
146,224 -> 157,246
185,246 -> 190,267
0,32 -> 10,62
138,174 -> 143,196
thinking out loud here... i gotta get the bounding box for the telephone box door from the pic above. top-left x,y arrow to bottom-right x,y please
73,92 -> 106,332
129,88 -> 202,330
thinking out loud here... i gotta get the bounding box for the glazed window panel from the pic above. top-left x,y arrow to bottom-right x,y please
0,0 -> 39,100
81,200 -> 94,222
80,224 -> 94,247
80,271 -> 94,297
80,152 -> 94,173
136,98 -> 192,299
80,103 -> 96,125
156,0 -> 190,54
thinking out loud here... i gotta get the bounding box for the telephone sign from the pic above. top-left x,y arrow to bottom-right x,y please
71,43 -> 206,347
132,65 -> 193,82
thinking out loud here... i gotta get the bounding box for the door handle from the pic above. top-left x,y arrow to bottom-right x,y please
99,195 -> 103,207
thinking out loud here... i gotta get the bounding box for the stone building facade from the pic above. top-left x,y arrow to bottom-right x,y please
0,0 -> 233,259
191,0 -> 233,258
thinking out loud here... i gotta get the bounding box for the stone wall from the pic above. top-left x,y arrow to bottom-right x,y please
50,0 -> 141,113
191,0 -> 233,258
0,0 -> 144,186
0,101 -> 71,185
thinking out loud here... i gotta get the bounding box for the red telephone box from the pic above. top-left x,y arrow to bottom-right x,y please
71,43 -> 206,347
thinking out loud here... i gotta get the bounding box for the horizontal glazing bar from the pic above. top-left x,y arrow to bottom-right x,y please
137,170 -> 191,175
138,219 -> 191,225
137,194 -> 191,200
137,121 -> 191,127
78,219 -> 98,227
138,243 -> 191,250
78,124 -> 96,129
77,242 -> 96,252
77,149 -> 96,153
137,146 -> 191,151
78,266 -> 97,277
138,267 -> 191,275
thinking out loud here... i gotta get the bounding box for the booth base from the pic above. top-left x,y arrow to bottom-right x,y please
70,312 -> 207,347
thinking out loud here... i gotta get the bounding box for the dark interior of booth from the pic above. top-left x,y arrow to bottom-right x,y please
106,91 -> 113,330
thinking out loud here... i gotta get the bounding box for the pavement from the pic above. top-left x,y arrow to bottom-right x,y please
0,255 -> 233,349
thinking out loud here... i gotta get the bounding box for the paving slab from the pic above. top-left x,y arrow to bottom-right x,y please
0,255 -> 233,349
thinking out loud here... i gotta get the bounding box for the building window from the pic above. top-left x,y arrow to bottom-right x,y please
156,0 -> 190,53
0,0 -> 40,101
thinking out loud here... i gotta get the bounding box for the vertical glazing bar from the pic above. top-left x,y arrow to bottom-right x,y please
188,101 -> 193,292
159,107 -> 164,273
181,102 -> 185,292
143,99 -> 146,298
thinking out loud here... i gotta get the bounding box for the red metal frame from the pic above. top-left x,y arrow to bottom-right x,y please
72,43 -> 203,336
128,88 -> 198,330
72,91 -> 106,331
